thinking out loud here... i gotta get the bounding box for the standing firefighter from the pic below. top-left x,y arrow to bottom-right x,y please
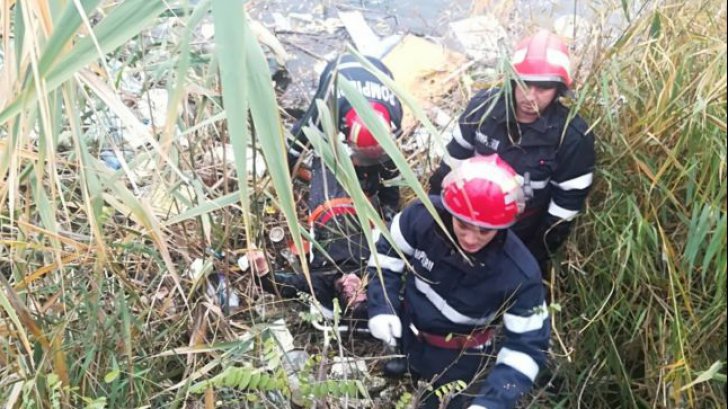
429,29 -> 596,274
368,155 -> 550,409
256,53 -> 403,320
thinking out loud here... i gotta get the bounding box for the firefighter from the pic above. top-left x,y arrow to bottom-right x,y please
429,30 -> 596,275
253,54 -> 404,323
288,53 -> 404,227
368,155 -> 550,409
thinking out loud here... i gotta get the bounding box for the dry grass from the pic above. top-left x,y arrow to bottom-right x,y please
0,0 -> 725,408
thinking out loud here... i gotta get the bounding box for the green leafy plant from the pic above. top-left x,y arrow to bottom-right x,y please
188,366 -> 288,395
433,379 -> 468,402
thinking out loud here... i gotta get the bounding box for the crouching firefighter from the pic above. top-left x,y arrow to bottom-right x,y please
287,53 -> 404,221
250,53 -> 404,328
367,155 -> 550,409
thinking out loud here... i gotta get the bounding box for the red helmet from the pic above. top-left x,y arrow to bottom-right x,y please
441,155 -> 525,229
511,29 -> 572,87
344,102 -> 391,164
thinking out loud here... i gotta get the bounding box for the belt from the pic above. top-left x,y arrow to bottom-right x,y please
409,323 -> 493,350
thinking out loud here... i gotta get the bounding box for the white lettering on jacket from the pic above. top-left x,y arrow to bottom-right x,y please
475,131 -> 500,151
338,80 -> 397,107
414,249 -> 434,271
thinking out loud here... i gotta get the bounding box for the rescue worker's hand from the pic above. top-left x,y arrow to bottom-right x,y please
368,314 -> 401,347
334,273 -> 367,309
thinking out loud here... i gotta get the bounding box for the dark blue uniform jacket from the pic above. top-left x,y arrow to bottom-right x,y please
367,197 -> 550,409
434,88 -> 596,264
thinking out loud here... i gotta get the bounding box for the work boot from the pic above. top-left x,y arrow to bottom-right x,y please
382,357 -> 407,377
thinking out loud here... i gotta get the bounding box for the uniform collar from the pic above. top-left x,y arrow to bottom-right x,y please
442,224 -> 507,271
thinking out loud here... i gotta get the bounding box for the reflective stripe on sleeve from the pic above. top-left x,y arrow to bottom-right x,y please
496,347 -> 540,382
529,178 -> 550,190
452,127 -> 474,150
547,201 -> 579,220
391,213 -> 415,255
368,254 -> 405,272
504,303 -> 549,333
553,172 -> 593,191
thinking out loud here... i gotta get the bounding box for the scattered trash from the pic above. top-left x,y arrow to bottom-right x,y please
271,13 -> 291,32
100,150 -> 122,170
432,106 -> 454,128
269,226 -> 285,243
201,144 -> 268,178
382,35 -> 467,132
446,14 -> 508,63
148,17 -> 179,43
186,258 -> 206,281
198,21 -> 215,42
237,248 -> 270,277
136,88 -> 171,131
117,67 -> 145,96
206,272 -> 237,311
281,348 -> 310,407
195,248 -> 240,313
280,246 -> 299,268
228,291 -> 240,308
338,10 -> 402,59
288,13 -> 343,35
269,318 -> 296,352
237,255 -> 250,272
330,357 -> 369,379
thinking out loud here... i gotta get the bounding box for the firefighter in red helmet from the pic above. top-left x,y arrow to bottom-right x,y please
430,29 -> 596,278
368,154 -> 549,409
253,54 -> 403,325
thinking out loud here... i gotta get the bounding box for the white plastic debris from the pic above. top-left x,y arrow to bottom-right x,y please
202,144 -> 268,178
337,10 -> 402,59
271,13 -> 291,31
149,18 -> 178,42
228,291 -> 240,308
198,21 -> 215,41
237,255 -> 250,272
281,349 -> 310,407
137,88 -> 170,129
432,106 -> 454,128
269,319 -> 296,352
186,258 -> 205,280
330,357 -> 369,379
447,15 -> 508,63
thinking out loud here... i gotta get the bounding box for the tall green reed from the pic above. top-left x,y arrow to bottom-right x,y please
555,2 -> 726,407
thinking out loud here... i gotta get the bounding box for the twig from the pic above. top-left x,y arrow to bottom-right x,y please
280,38 -> 328,61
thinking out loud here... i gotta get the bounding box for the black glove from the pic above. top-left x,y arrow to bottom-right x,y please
381,204 -> 397,223
356,166 -> 382,197
428,163 -> 451,195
